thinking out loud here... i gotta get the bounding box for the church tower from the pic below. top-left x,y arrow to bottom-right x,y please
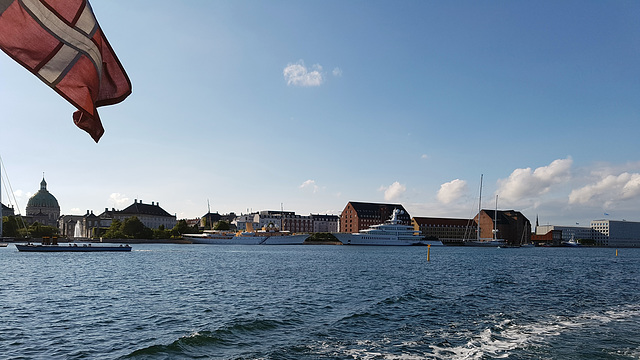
26,177 -> 60,227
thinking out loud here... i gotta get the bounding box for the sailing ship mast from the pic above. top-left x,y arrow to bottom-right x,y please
477,174 -> 483,241
493,195 -> 498,241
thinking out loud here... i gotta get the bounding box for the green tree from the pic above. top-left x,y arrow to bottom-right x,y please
103,219 -> 125,239
2,216 -> 20,238
213,220 -> 230,230
173,219 -> 190,235
26,222 -> 58,238
153,228 -> 171,239
122,216 -> 152,239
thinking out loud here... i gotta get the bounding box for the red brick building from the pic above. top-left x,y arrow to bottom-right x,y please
412,217 -> 476,241
531,229 -> 562,246
339,201 -> 410,233
475,209 -> 531,246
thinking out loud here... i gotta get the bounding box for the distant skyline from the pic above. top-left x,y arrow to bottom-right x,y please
1,1 -> 639,227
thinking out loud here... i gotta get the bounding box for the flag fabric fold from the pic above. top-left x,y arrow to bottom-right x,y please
0,0 -> 131,142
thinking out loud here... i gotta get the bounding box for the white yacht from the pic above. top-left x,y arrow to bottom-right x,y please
262,232 -> 310,245
184,231 -> 268,245
333,209 -> 444,246
183,223 -> 309,245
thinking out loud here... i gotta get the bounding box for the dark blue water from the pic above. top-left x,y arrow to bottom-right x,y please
1,244 -> 638,359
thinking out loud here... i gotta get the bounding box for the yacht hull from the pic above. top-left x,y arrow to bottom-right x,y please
333,233 -> 443,246
263,234 -> 310,245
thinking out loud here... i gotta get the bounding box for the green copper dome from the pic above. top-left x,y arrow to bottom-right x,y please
27,178 -> 60,209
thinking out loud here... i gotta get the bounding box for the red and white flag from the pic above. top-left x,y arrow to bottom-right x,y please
0,0 -> 131,142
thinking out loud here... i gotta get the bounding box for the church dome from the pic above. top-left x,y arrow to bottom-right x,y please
27,178 -> 60,209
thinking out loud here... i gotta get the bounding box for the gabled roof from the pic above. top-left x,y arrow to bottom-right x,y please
345,201 -> 411,220
348,201 -> 406,213
481,209 -> 528,225
413,217 -> 473,226
120,200 -> 173,217
1,202 -> 14,214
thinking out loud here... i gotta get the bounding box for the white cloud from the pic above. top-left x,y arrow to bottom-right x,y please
379,181 -> 406,201
299,179 -> 319,193
569,172 -> 640,205
283,60 -> 324,87
108,193 -> 130,207
437,179 -> 467,204
9,189 -> 30,211
332,67 -> 342,77
497,157 -> 572,201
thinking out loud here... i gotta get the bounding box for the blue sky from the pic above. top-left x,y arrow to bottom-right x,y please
1,0 -> 639,227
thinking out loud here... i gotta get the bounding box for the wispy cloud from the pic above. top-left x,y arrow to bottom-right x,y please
497,157 -> 572,202
379,181 -> 406,201
283,60 -> 324,87
332,67 -> 342,77
437,179 -> 467,204
299,179 -> 319,193
108,193 -> 130,207
421,154 -> 429,160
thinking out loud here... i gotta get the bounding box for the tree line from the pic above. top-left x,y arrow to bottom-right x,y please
2,216 -> 199,240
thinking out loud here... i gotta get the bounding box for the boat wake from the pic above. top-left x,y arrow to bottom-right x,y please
429,304 -> 640,360
293,303 -> 640,360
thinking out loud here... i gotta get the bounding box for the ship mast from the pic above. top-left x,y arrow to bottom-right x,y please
477,174 -> 483,241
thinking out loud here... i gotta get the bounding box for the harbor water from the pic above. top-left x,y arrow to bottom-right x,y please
1,244 -> 638,359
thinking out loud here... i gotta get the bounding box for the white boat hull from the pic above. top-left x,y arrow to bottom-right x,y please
263,234 -> 310,245
184,233 -> 310,245
333,233 -> 443,246
184,235 -> 268,245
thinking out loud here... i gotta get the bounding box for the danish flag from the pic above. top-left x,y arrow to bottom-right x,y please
0,0 -> 131,142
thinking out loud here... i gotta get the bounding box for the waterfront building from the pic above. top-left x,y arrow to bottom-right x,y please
531,229 -> 563,246
412,217 -> 475,242
281,213 -> 313,233
475,209 -> 531,246
339,201 -> 411,233
2,202 -> 15,217
59,214 -> 85,238
256,210 -> 294,230
98,200 -> 176,230
310,214 -> 339,233
201,212 -> 222,228
25,177 -> 60,227
60,209 -> 123,239
536,225 -> 594,242
234,211 -> 337,233
233,213 -> 258,231
590,219 -> 640,247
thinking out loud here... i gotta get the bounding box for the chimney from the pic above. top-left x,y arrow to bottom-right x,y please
105,208 -> 108,212
152,202 -> 155,206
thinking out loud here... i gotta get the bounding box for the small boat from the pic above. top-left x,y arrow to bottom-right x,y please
15,244 -> 132,252
0,243 -> 8,247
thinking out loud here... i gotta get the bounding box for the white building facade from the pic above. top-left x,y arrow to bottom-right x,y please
591,219 -> 640,247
